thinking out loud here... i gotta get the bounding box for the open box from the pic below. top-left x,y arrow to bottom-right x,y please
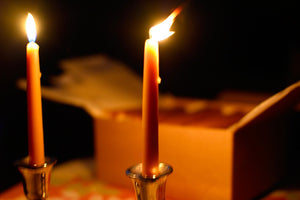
20,55 -> 299,200
93,85 -> 299,200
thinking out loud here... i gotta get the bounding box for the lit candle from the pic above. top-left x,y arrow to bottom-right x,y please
142,7 -> 182,177
26,13 -> 45,166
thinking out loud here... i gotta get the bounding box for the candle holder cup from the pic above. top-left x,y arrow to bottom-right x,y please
15,157 -> 56,200
126,163 -> 173,200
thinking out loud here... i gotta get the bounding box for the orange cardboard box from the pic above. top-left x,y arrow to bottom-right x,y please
93,81 -> 299,200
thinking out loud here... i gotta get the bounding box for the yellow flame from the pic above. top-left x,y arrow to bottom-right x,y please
26,13 -> 37,42
149,6 -> 183,41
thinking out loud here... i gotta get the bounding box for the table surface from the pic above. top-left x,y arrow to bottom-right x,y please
0,159 -> 299,200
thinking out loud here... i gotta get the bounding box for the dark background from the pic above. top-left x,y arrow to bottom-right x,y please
0,0 -> 299,193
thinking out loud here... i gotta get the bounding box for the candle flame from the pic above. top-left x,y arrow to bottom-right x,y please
149,6 -> 183,41
26,13 -> 37,42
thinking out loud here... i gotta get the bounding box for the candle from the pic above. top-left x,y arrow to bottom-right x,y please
26,13 -> 45,166
142,7 -> 182,177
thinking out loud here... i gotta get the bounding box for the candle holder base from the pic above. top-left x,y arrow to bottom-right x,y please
15,157 -> 56,200
126,163 -> 173,200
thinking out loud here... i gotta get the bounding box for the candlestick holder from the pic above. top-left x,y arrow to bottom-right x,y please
15,157 -> 56,200
126,163 -> 173,200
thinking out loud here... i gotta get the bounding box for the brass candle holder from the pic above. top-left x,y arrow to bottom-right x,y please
15,157 -> 56,200
126,163 -> 173,200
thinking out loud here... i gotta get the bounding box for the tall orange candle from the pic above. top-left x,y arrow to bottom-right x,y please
142,7 -> 182,177
26,13 -> 45,166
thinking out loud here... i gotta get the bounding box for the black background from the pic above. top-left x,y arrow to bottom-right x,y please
0,0 -> 299,193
